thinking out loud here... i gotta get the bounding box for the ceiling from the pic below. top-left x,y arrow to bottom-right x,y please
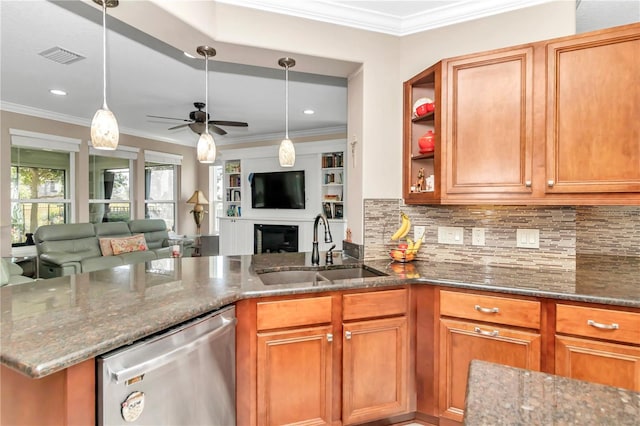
1,1 -> 638,150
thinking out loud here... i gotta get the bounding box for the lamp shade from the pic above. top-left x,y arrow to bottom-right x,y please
279,138 -> 295,167
197,132 -> 216,163
91,107 -> 119,150
187,190 -> 209,205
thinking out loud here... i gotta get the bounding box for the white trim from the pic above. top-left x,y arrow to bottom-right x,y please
10,128 -> 81,152
89,143 -> 139,160
144,150 -> 183,165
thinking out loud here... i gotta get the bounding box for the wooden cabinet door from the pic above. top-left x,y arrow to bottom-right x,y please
444,47 -> 534,195
439,318 -> 541,422
257,325 -> 333,426
556,335 -> 640,391
546,26 -> 640,193
342,316 -> 408,425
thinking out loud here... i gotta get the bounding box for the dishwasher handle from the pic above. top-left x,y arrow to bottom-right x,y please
112,316 -> 237,384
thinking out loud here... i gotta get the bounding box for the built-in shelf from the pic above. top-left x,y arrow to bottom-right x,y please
224,160 -> 242,217
321,152 -> 345,219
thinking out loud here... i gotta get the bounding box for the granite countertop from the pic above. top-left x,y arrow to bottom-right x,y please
464,360 -> 640,425
1,253 -> 639,378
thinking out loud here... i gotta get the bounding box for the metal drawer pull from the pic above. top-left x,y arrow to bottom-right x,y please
474,326 -> 499,337
525,180 -> 532,188
547,180 -> 555,187
474,304 -> 500,314
345,331 -> 352,340
587,319 -> 619,330
327,333 -> 333,342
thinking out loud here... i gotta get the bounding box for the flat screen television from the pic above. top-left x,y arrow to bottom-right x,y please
250,170 -> 305,209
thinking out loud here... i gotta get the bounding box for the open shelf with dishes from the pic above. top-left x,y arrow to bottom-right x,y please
403,61 -> 443,204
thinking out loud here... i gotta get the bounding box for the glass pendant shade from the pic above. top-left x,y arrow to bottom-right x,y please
279,138 -> 295,167
197,132 -> 216,163
91,107 -> 119,150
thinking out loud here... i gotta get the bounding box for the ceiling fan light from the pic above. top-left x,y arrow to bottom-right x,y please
197,132 -> 216,163
279,138 -> 295,167
91,107 -> 119,150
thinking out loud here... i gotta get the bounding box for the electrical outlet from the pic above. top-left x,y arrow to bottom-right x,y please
438,226 -> 464,245
414,225 -> 426,242
516,228 -> 540,249
472,228 -> 485,246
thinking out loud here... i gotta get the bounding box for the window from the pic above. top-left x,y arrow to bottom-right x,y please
89,146 -> 137,224
9,130 -> 79,246
211,165 -> 223,234
144,150 -> 182,232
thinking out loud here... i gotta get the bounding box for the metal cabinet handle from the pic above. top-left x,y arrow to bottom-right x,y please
345,331 -> 352,340
547,180 -> 555,187
474,304 -> 499,314
474,326 -> 499,337
587,319 -> 619,330
327,333 -> 333,342
525,180 -> 532,188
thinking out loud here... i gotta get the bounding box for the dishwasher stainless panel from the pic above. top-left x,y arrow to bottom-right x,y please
97,305 -> 236,426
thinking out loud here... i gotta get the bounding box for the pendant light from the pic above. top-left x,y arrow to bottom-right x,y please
196,46 -> 217,164
90,0 -> 119,150
278,57 -> 296,167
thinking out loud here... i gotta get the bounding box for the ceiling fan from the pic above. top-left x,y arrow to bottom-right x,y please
148,102 -> 248,136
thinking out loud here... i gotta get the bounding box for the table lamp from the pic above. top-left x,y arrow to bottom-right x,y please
187,190 -> 209,235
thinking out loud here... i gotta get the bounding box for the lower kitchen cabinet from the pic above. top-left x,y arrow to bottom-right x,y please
555,303 -> 640,391
438,290 -> 541,423
257,325 -> 333,426
342,316 -> 408,424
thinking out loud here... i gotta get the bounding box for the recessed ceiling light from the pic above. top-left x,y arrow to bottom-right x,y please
184,51 -> 196,59
50,89 -> 67,96
303,109 -> 315,115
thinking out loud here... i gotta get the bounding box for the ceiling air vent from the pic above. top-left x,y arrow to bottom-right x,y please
38,46 -> 85,65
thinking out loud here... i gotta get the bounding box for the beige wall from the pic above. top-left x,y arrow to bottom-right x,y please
108,0 -> 575,244
2,1 -> 577,249
0,110 -> 204,256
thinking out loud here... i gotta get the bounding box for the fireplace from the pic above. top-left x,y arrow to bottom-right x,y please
254,224 -> 299,254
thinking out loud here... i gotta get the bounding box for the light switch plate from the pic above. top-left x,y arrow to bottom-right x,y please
472,228 -> 485,246
438,226 -> 464,245
516,228 -> 539,249
414,225 -> 426,242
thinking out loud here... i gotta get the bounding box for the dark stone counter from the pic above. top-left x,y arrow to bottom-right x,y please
1,253 -> 638,378
464,360 -> 640,425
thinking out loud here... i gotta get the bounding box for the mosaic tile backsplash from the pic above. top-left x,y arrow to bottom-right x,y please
363,200 -> 640,270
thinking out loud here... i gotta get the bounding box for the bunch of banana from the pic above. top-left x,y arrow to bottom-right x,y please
405,231 -> 425,255
390,212 -> 411,241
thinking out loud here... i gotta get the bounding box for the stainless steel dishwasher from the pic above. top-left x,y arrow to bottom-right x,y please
97,305 -> 236,425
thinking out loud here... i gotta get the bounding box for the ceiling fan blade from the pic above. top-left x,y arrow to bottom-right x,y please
210,124 -> 228,136
168,123 -> 190,130
210,120 -> 248,127
147,115 -> 190,122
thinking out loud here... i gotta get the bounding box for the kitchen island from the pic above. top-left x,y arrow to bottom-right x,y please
464,360 -> 640,425
1,252 -> 639,424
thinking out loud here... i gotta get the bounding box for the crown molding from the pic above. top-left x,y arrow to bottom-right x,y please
217,126 -> 347,146
216,0 -> 555,36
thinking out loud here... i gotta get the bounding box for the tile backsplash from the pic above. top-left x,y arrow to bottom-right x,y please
363,200 -> 640,270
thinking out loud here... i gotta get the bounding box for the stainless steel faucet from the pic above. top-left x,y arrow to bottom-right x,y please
312,213 -> 333,266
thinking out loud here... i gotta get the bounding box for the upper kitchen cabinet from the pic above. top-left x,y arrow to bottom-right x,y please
545,23 -> 640,196
403,62 -> 444,205
443,47 -> 534,200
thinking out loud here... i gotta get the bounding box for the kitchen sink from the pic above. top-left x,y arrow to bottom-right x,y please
257,266 -> 387,286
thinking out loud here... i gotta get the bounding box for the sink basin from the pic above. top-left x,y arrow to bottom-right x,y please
257,270 -> 326,285
257,266 -> 387,286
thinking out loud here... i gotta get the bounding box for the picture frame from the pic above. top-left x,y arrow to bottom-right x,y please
323,202 -> 333,219
334,204 -> 343,219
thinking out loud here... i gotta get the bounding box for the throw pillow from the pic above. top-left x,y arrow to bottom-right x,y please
110,234 -> 149,255
99,238 -> 115,256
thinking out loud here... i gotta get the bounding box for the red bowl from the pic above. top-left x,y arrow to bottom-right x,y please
415,104 -> 428,117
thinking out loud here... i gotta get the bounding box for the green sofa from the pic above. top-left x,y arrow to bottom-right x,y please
34,219 -> 192,278
0,258 -> 35,286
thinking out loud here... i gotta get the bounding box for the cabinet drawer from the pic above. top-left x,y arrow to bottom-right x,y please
257,296 -> 332,331
556,304 -> 640,345
440,290 -> 540,329
343,289 -> 407,321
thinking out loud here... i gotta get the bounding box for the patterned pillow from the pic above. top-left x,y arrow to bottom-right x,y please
99,238 -> 115,256
110,234 -> 148,255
